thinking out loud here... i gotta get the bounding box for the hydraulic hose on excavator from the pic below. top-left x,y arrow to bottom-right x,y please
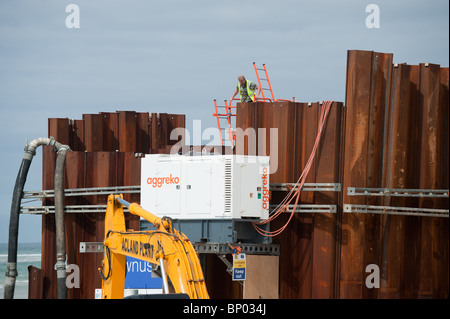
4,137 -> 70,299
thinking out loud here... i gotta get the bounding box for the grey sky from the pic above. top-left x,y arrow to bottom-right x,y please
0,0 -> 448,243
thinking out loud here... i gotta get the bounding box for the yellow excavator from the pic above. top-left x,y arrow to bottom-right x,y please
99,194 -> 209,299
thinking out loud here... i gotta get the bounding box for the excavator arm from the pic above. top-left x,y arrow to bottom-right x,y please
100,194 -> 209,299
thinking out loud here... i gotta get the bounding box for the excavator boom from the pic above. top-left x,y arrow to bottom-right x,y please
100,194 -> 209,299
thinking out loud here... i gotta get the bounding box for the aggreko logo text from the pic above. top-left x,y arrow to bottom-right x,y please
262,167 -> 269,209
146,174 -> 180,188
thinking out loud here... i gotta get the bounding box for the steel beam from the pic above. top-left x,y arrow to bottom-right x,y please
347,187 -> 449,198
343,204 -> 449,218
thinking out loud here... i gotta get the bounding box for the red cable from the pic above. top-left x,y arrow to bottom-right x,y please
253,101 -> 333,237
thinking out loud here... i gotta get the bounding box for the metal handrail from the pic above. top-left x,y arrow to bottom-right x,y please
23,185 -> 141,199
347,187 -> 449,198
344,204 -> 449,218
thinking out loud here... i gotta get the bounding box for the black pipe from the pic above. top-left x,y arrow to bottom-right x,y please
4,137 -> 70,299
54,150 -> 68,299
4,158 -> 32,299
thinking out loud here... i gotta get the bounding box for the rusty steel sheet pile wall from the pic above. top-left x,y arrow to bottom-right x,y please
340,50 -> 394,299
236,101 -> 345,299
37,111 -> 185,299
235,50 -> 448,299
34,49 -> 447,299
342,51 -> 448,299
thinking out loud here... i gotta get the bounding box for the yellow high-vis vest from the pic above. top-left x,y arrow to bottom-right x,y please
238,80 -> 256,102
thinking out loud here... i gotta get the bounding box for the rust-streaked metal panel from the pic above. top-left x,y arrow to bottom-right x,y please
290,102 -> 318,299
440,67 -> 449,194
100,112 -> 119,152
400,64 -> 424,299
296,102 -> 319,204
269,101 -> 297,183
382,63 -> 414,197
36,53 -> 448,299
363,51 -> 392,300
416,63 -> 446,299
340,50 -> 394,299
379,63 -> 413,299
48,118 -> 70,146
38,111 -> 186,299
69,119 -> 85,152
311,101 -> 345,299
80,151 -> 116,299
41,145 -> 57,299
28,266 -> 43,299
438,67 -> 449,299
341,50 -> 374,299
204,254 -> 242,299
418,63 -> 442,207
236,51 -> 448,300
235,101 -> 257,156
64,151 -> 86,299
149,113 -> 186,153
136,112 -> 150,153
341,52 -> 448,300
164,113 -> 186,148
118,111 -> 138,152
235,101 -> 345,299
82,114 -> 104,152
117,152 -> 142,204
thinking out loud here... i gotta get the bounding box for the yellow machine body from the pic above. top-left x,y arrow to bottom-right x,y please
100,194 -> 209,299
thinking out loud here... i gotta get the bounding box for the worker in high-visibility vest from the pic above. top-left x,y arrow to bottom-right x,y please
229,75 -> 261,105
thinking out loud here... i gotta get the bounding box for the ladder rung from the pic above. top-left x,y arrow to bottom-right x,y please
259,78 -> 268,81
262,88 -> 271,91
257,68 -> 265,71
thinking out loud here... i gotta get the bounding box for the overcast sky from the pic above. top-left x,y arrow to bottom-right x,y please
0,0 -> 448,243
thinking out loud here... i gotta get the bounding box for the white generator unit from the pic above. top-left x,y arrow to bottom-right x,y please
140,154 -> 270,220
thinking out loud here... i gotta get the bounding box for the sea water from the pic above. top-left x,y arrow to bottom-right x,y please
0,242 -> 41,299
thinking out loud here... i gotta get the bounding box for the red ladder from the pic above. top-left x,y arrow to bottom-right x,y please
253,62 -> 275,102
213,63 -> 293,146
212,99 -> 235,147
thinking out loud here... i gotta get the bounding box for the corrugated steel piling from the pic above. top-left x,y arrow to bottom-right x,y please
28,49 -> 448,299
235,50 -> 448,299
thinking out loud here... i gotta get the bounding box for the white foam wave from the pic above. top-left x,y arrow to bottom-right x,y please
0,253 -> 41,263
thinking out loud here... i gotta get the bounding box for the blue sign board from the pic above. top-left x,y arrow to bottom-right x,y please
124,256 -> 163,289
233,268 -> 246,281
232,253 -> 246,281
